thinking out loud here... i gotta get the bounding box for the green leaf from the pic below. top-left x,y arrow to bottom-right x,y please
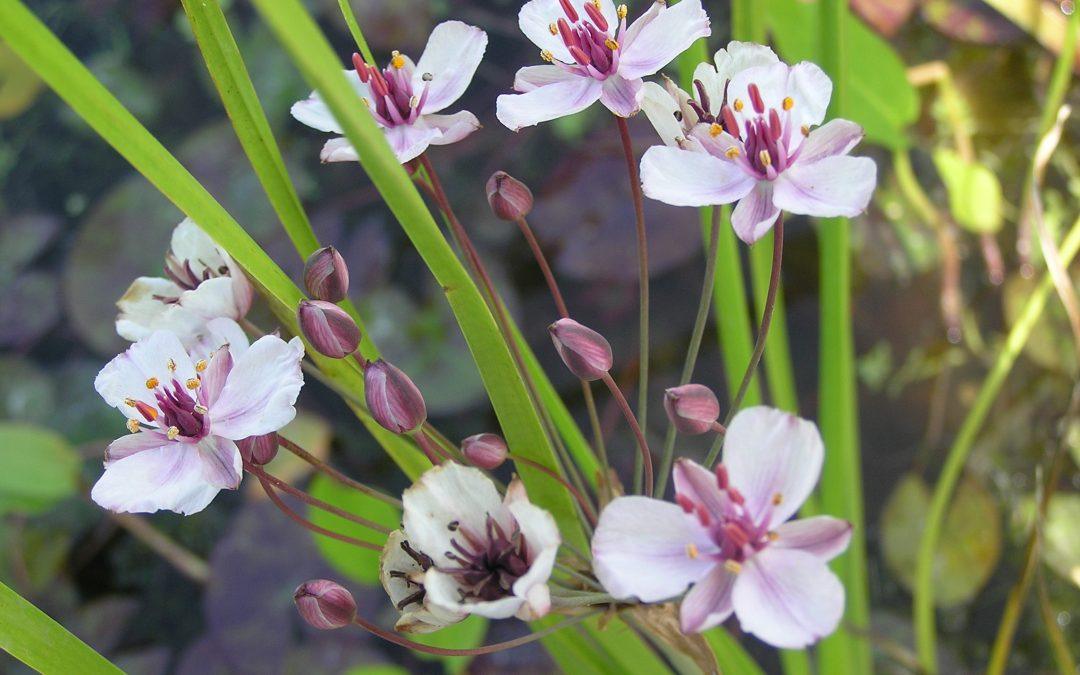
1018,493 -> 1080,589
306,473 -> 399,586
411,615 -> 488,674
706,628 -> 766,675
0,423 -> 79,516
932,148 -> 1003,234
0,581 -> 122,674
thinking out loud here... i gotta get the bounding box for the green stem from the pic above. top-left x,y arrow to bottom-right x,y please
335,0 -> 376,65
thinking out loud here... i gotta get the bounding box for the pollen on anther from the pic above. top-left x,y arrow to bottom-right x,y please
685,543 -> 700,559
800,124 -> 810,137
709,122 -> 723,137
186,377 -> 201,390
782,96 -> 794,111
195,360 -> 208,373
617,4 -> 628,18
194,404 -> 208,414
166,426 -> 180,440
591,0 -> 601,8
409,95 -> 419,109
604,38 -> 620,51
767,531 -> 779,542
549,22 -> 558,35
124,397 -> 137,407
725,147 -> 741,159
724,560 -> 743,574
540,49 -> 554,63
126,419 -> 140,433
772,492 -> 783,505
390,50 -> 406,69
759,150 -> 772,167
167,358 -> 177,372
145,377 -> 159,390
733,99 -> 744,112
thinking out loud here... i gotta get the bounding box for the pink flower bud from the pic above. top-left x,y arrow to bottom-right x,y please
293,579 -> 356,630
486,171 -> 534,221
304,246 -> 350,302
663,384 -> 720,435
298,300 -> 360,358
364,359 -> 427,434
548,318 -> 612,382
237,433 -> 279,465
461,433 -> 508,470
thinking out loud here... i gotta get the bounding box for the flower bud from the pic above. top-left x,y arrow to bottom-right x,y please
294,579 -> 356,630
237,433 -> 279,465
298,300 -> 361,358
663,384 -> 720,435
486,171 -> 534,221
461,433 -> 508,470
365,359 -> 427,433
548,318 -> 612,382
304,246 -> 350,302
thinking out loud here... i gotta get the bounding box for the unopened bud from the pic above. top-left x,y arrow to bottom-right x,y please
663,384 -> 720,435
461,433 -> 508,470
365,359 -> 427,434
486,171 -> 534,221
237,433 -> 279,465
298,300 -> 361,358
294,579 -> 356,630
304,246 -> 350,302
548,318 -> 612,382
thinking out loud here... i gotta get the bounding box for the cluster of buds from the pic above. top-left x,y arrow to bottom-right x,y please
298,246 -> 361,359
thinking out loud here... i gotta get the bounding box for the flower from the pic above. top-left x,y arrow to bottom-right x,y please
91,322 -> 304,515
116,219 -> 253,349
291,21 -> 488,164
379,529 -> 468,633
496,0 -> 711,130
399,463 -> 560,620
591,407 -> 852,648
638,42 -> 877,244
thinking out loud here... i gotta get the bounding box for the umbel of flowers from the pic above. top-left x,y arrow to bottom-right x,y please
85,0 -> 876,662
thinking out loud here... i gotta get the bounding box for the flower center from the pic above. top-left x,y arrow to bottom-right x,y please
389,538 -> 435,611
544,0 -> 626,78
154,253 -> 231,303
441,514 -> 531,602
352,51 -> 432,128
676,464 -> 776,564
717,81 -> 804,180
124,358 -> 209,441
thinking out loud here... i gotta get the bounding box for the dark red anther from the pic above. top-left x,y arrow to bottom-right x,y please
583,1 -> 608,31
557,18 -> 579,50
369,68 -> 389,97
748,83 -> 765,115
715,464 -> 729,490
676,493 -> 695,514
569,45 -> 592,66
721,106 -> 740,139
352,53 -> 368,82
769,109 -> 782,141
134,401 -> 158,423
559,0 -> 579,22
723,522 -> 750,548
695,504 -> 711,527
728,486 -> 746,506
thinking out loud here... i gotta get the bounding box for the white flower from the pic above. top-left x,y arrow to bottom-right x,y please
379,529 -> 468,633
91,321 -> 304,515
116,219 -> 253,349
400,463 -> 560,620
496,0 -> 711,130
291,21 -> 488,165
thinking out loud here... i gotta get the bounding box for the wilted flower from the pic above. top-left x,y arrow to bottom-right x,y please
592,407 -> 851,648
116,219 -> 253,349
400,463 -> 560,620
297,300 -> 361,359
304,246 -> 350,303
638,42 -> 877,244
549,318 -> 612,381
461,432 -> 509,470
663,383 -> 720,435
364,359 -> 427,433
91,326 -> 304,515
486,171 -> 534,221
294,579 -> 357,630
380,529 -> 467,633
497,0 -> 711,130
291,21 -> 488,164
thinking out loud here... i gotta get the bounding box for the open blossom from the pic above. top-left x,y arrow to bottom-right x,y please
591,407 -> 852,648
91,321 -> 304,515
638,42 -> 877,244
496,0 -> 710,130
116,219 -> 253,349
396,463 -> 560,621
291,21 -> 487,164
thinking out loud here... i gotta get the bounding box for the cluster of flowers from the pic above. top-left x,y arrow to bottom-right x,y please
89,0 -> 875,658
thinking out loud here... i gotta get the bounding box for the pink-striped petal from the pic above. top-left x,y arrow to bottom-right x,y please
197,435 -> 242,489
210,335 -> 304,440
640,145 -> 755,207
730,181 -> 780,245
496,77 -> 603,131
90,443 -> 219,515
796,119 -> 864,165
413,21 -> 487,113
599,74 -> 643,117
617,0 -> 711,80
679,564 -> 735,633
424,111 -> 481,147
773,155 -> 877,218
773,516 -> 852,561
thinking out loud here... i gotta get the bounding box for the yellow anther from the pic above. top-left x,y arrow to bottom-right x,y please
124,397 -> 137,407
360,96 -> 371,108
549,22 -> 558,35
167,358 -> 176,372
733,99 -> 744,112
617,4 -> 628,19
772,492 -> 783,506
145,377 -> 159,390
186,377 -> 201,390
195,359 -> 208,373
167,426 -> 180,440
724,560 -> 743,574
194,404 -> 208,415
390,50 -> 405,69
782,96 -> 794,111
126,419 -> 141,433
767,531 -> 779,542
540,49 -> 554,63
709,122 -> 723,137
800,124 -> 810,137
685,543 -> 700,559
759,150 -> 772,167
725,146 -> 741,159
591,0 -> 601,8
604,38 -> 620,51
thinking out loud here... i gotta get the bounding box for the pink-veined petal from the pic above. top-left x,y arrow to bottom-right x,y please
423,111 -> 481,146
320,137 -> 358,163
773,155 -> 877,218
520,0 -> 619,62
599,74 -> 643,117
773,516 -> 852,561
796,119 -> 864,165
617,0 -> 711,80
413,21 -> 487,113
723,406 -> 824,527
90,443 -> 219,515
496,77 -> 603,131
384,123 -> 443,164
197,435 -> 242,489
592,496 -> 718,602
619,0 -> 664,51
640,145 -> 755,207
209,335 -> 304,440
732,548 -> 845,649
513,64 -> 578,92
199,343 -> 233,408
104,431 -> 170,463
291,70 -> 372,134
672,459 -> 733,520
730,181 -> 780,245
680,564 -> 736,633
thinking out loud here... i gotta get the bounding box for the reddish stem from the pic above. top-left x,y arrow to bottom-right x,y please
277,435 -> 402,509
600,372 -> 653,497
246,464 -> 392,535
252,471 -> 382,552
508,454 -> 597,526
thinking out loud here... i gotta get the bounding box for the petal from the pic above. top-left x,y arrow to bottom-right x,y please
730,181 -> 780,245
508,500 -> 560,613
619,0 -> 664,50
198,435 -> 242,489
672,459 -> 734,520
796,119 -> 864,165
786,61 -> 833,129
640,80 -> 685,147
402,463 -> 505,567
679,565 -> 735,633
95,331 -> 198,418
90,443 -> 219,515
691,62 -> 725,111
592,496 -> 717,602
599,74 -> 643,118
291,70 -> 372,134
320,137 -> 358,163
513,64 -> 577,92
209,335 -> 304,440
617,0 -> 711,80
640,145 -> 755,207
773,155 -> 877,218
104,430 -> 171,463
732,548 -> 844,649
170,219 -> 227,269
520,0 -> 618,62
384,123 -> 442,164
496,77 -> 603,131
727,62 -> 791,119
199,343 -> 234,408
380,530 -> 466,633
712,41 -> 779,83
424,111 -> 481,146
413,21 -> 487,113
190,317 -> 250,362
424,569 -> 524,619
773,516 -> 852,561
723,407 -> 824,527
115,277 -> 205,347
178,277 -> 244,321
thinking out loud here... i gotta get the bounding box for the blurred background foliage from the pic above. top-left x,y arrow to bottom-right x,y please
1,0 -> 1079,672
